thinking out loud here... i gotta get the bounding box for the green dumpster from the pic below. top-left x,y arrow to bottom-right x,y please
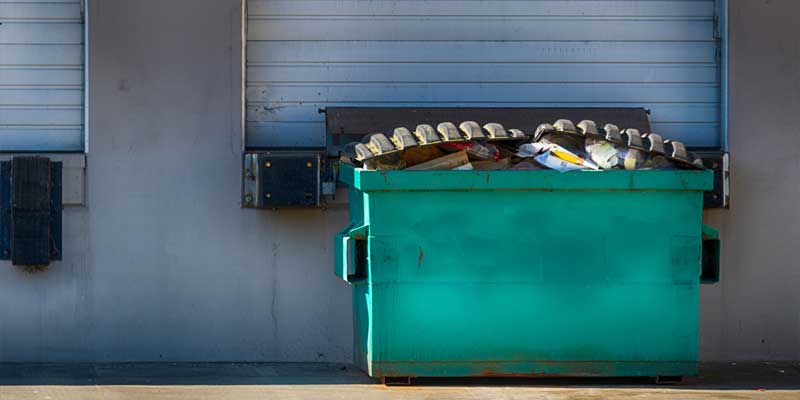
335,164 -> 717,381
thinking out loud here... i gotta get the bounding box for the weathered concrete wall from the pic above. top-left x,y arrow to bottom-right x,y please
0,0 -> 798,362
0,0 -> 352,363
700,0 -> 800,361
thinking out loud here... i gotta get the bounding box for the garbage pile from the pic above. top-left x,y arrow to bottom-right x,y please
342,119 -> 705,172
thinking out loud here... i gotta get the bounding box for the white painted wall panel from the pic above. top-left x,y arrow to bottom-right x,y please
0,0 -> 84,151
246,0 -> 722,148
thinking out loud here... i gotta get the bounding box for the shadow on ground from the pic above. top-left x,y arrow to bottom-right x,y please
0,362 -> 798,390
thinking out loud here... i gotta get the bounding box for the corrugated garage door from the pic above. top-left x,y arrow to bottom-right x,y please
246,1 -> 722,149
0,0 -> 84,152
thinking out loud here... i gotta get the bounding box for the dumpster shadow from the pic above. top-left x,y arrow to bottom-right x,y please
408,362 -> 800,391
1,362 -> 798,391
411,376 -> 656,387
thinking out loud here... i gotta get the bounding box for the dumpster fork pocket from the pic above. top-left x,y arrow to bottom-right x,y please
701,225 -> 721,284
336,224 -> 369,282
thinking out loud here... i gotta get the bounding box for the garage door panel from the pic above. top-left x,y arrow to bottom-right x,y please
0,3 -> 82,20
0,68 -> 83,86
247,104 -> 721,125
0,89 -> 83,106
0,23 -> 82,45
650,122 -> 720,147
245,0 -> 723,149
247,41 -> 717,64
0,45 -> 83,66
248,18 -> 714,42
0,108 -> 82,125
0,1 -> 84,151
0,128 -> 84,152
248,64 -> 719,84
246,83 -> 719,104
246,122 -> 325,148
249,1 -> 715,18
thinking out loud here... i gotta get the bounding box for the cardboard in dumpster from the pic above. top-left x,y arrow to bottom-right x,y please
405,150 -> 470,171
440,141 -> 500,161
473,158 -> 511,171
400,146 -> 446,168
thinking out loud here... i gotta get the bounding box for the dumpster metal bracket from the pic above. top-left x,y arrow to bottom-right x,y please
694,151 -> 730,209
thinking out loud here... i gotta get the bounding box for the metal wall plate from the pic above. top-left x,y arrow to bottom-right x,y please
243,152 -> 324,209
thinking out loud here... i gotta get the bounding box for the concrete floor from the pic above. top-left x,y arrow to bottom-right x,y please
0,363 -> 798,399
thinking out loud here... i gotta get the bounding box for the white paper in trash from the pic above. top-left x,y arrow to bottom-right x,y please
534,152 -> 585,172
519,142 -> 599,172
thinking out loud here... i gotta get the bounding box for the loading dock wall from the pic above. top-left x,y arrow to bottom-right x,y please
0,0 -> 797,362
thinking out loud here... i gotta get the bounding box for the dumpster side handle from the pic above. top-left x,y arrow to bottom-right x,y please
701,225 -> 721,284
335,224 -> 369,283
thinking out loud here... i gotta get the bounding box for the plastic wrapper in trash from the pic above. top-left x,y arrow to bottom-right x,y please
472,143 -> 500,161
518,142 -> 598,172
516,143 -> 549,158
495,144 -> 517,160
585,138 -> 620,170
538,131 -> 585,153
641,154 -> 677,170
616,148 -> 646,171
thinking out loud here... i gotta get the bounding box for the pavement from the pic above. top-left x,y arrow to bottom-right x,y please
1,362 -> 799,399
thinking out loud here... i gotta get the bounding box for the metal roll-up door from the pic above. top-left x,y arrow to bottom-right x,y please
246,1 -> 722,149
0,0 -> 85,152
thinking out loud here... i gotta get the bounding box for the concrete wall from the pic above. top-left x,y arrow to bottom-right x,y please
700,0 -> 800,361
0,0 -> 352,363
0,0 -> 798,362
